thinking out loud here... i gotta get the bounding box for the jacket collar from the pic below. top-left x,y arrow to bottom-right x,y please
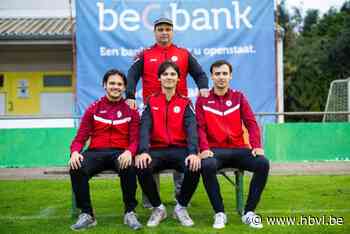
154,91 -> 182,102
153,43 -> 174,50
210,88 -> 232,99
101,96 -> 124,105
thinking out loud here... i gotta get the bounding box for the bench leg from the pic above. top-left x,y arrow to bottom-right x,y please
235,170 -> 244,215
71,184 -> 79,218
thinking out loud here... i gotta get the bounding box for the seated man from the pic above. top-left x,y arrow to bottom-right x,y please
68,69 -> 142,230
135,61 -> 201,227
126,17 -> 209,209
196,60 -> 270,229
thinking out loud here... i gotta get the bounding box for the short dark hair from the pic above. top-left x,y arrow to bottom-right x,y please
157,60 -> 180,79
102,69 -> 127,86
210,60 -> 233,74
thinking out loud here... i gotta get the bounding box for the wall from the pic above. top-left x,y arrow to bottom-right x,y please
0,45 -> 72,72
0,128 -> 75,167
264,123 -> 350,162
0,45 -> 74,116
1,123 -> 350,168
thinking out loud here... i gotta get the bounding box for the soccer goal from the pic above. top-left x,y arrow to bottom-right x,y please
323,78 -> 350,122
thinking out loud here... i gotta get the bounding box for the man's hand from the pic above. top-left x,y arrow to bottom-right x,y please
118,150 -> 132,169
199,149 -> 214,159
251,148 -> 264,157
135,153 -> 152,169
185,154 -> 201,172
68,151 -> 84,170
199,88 -> 210,98
126,99 -> 137,109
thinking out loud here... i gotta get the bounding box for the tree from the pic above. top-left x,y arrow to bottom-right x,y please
302,9 -> 319,36
281,1 -> 350,121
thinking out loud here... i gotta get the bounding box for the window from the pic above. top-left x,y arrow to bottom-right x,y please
43,75 -> 72,87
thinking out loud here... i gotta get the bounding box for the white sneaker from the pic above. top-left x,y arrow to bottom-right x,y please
124,211 -> 142,230
147,205 -> 167,227
70,213 -> 97,231
213,212 -> 227,229
173,204 -> 194,227
241,211 -> 263,229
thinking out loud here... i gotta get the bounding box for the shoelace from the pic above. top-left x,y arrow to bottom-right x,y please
149,208 -> 163,222
76,214 -> 90,225
177,208 -> 190,221
127,213 -> 139,225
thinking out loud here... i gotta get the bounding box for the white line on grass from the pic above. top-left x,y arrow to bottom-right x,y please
37,207 -> 57,217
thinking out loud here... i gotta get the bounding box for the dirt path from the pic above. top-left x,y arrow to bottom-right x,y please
0,162 -> 349,180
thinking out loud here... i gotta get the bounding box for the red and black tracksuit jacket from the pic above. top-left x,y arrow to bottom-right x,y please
195,89 -> 261,151
126,43 -> 208,102
139,92 -> 198,154
70,96 -> 140,156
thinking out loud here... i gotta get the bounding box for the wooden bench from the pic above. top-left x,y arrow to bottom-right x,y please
44,168 -> 244,216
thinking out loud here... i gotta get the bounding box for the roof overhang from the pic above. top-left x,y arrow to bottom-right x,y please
0,17 -> 74,45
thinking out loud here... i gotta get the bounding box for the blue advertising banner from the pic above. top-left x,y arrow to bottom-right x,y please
76,0 -> 275,118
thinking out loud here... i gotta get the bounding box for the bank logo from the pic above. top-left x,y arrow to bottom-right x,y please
97,2 -> 253,32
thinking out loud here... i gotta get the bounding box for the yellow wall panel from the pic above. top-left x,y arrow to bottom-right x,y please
2,71 -> 73,115
6,72 -> 40,115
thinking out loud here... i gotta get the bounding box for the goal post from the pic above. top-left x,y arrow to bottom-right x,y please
323,78 -> 350,122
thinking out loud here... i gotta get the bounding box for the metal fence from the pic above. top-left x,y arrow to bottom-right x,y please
1,111 -> 349,130
1,111 -> 349,121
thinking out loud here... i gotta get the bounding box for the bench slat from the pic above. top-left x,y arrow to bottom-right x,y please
44,168 -> 240,175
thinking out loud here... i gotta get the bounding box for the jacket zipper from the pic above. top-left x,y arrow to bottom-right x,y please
219,96 -> 231,143
109,109 -> 113,146
165,100 -> 171,145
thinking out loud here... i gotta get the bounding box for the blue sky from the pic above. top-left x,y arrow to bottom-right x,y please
286,0 -> 346,14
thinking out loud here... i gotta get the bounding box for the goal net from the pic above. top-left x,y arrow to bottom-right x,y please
323,78 -> 350,122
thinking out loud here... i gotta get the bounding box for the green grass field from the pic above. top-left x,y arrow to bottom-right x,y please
0,175 -> 349,234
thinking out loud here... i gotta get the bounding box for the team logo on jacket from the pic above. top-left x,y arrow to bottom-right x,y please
171,56 -> 178,62
117,111 -> 122,118
173,106 -> 181,113
226,100 -> 232,107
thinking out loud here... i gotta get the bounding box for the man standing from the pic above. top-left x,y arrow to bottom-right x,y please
135,61 -> 201,227
126,17 -> 209,107
69,69 -> 142,230
127,17 -> 209,207
196,60 -> 270,229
